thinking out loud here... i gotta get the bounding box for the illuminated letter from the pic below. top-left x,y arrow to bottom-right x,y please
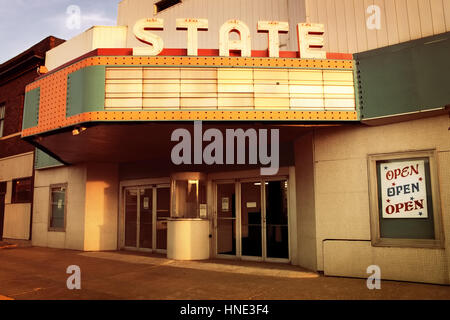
297,23 -> 326,59
176,18 -> 208,56
133,18 -> 164,56
257,21 -> 289,58
219,20 -> 251,57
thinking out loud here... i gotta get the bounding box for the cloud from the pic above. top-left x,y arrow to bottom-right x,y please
0,0 -> 119,63
82,12 -> 116,26
38,6 -> 117,41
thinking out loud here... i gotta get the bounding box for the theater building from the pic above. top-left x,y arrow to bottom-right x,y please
22,0 -> 449,284
0,37 -> 64,241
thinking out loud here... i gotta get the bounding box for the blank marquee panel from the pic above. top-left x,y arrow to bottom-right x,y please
105,67 -> 356,111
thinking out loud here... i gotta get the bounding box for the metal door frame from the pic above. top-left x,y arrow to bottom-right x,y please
123,184 -> 170,253
214,176 -> 290,263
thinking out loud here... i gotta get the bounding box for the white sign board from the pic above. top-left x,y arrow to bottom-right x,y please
143,197 -> 150,210
246,202 -> 257,209
380,160 -> 428,218
199,204 -> 207,218
221,197 -> 229,212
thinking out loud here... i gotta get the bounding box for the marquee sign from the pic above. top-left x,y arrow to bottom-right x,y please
21,15 -> 358,139
133,18 -> 326,59
380,160 -> 428,219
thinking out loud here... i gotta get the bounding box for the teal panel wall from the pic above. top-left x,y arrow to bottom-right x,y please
66,65 -> 106,117
23,87 -> 40,129
355,32 -> 450,120
35,148 -> 64,170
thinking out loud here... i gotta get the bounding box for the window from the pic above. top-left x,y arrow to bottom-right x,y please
49,184 -> 67,231
0,104 -> 5,137
12,178 -> 32,203
368,150 -> 444,248
154,0 -> 181,13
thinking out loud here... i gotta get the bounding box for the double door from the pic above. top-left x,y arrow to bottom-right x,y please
215,179 -> 289,262
124,185 -> 170,252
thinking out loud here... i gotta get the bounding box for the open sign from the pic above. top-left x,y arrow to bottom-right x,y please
380,160 -> 428,219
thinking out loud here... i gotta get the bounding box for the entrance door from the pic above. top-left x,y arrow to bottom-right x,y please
124,185 -> 170,252
241,181 -> 263,259
156,187 -> 170,251
216,183 -> 237,256
0,182 -> 6,240
215,179 -> 289,261
264,180 -> 289,260
139,188 -> 153,249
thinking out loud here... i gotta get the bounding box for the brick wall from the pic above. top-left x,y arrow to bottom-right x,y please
0,36 -> 64,159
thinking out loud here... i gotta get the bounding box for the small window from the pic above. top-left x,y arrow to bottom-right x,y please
368,150 -> 444,248
154,0 -> 181,13
0,104 -> 5,137
49,184 -> 67,231
12,178 -> 32,203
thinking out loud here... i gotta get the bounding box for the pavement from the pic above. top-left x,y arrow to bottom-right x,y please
0,247 -> 449,300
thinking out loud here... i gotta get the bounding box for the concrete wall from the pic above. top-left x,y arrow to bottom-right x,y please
84,163 -> 119,251
0,152 -> 34,240
32,163 -> 120,251
305,0 -> 450,53
294,132 -> 318,271
32,165 -> 87,250
313,114 -> 450,284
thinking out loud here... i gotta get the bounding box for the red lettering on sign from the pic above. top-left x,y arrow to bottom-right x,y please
395,203 -> 404,213
386,164 -> 421,180
414,199 -> 424,210
404,201 -> 414,212
386,205 -> 395,214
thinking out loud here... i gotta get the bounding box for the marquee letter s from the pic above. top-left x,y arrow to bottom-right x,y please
133,18 -> 164,56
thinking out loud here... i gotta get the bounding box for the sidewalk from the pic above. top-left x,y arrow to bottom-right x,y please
0,247 -> 449,300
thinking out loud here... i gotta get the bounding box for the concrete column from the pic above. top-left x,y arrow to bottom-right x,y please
84,163 -> 119,251
294,131 -> 318,271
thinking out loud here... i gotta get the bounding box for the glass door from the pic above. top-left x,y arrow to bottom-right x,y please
265,180 -> 289,260
156,186 -> 170,251
240,181 -> 263,259
139,188 -> 153,250
215,178 -> 289,262
124,185 -> 170,252
216,183 -> 237,256
124,188 -> 138,248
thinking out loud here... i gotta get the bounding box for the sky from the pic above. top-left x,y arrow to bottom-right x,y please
0,0 -> 121,64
